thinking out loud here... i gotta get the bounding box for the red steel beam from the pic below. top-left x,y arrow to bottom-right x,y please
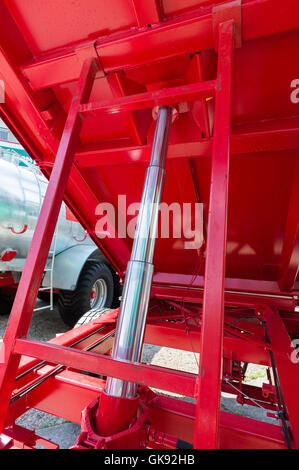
106,72 -> 146,145
231,117 -> 299,155
153,270 -> 299,295
194,20 -> 233,449
151,284 -> 296,310
13,338 -> 197,398
6,370 -> 106,427
148,396 -> 286,449
131,0 -> 161,27
22,0 -> 299,90
0,43 -> 131,276
29,370 -> 276,422
75,116 -> 299,168
6,376 -> 285,449
218,411 -> 285,449
264,307 -> 299,448
15,309 -> 118,375
0,57 -> 98,434
172,157 -> 205,244
144,322 -> 270,366
7,366 -> 275,432
279,158 -> 299,291
188,53 -> 211,138
6,318 -> 273,427
79,80 -> 216,115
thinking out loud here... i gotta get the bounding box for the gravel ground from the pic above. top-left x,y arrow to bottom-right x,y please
0,300 -> 277,448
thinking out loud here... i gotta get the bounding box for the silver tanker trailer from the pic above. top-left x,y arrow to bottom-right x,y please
0,153 -> 119,326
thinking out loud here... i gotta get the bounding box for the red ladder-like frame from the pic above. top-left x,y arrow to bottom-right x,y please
195,20 -> 233,449
0,21 -> 234,449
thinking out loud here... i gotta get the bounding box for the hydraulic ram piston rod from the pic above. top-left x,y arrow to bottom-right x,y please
104,106 -> 173,399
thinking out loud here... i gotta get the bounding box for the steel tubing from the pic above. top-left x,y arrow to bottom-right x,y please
105,106 -> 173,398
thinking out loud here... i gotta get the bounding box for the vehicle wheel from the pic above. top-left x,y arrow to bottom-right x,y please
74,307 -> 113,328
0,289 -> 15,315
37,292 -> 58,303
75,307 -> 114,379
110,270 -> 122,308
58,262 -> 114,327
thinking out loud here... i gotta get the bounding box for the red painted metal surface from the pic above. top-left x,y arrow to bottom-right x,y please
194,19 -> 233,448
0,0 -> 297,450
0,0 -> 297,291
263,307 -> 299,447
0,55 -> 99,432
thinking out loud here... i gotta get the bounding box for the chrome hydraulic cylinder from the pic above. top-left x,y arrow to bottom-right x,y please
105,106 -> 173,398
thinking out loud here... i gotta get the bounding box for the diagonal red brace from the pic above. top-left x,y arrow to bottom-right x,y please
0,56 -> 98,434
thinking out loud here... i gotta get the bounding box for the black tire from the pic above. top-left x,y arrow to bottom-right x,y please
0,289 -> 15,315
58,262 -> 114,327
75,307 -> 114,379
37,292 -> 58,302
74,307 -> 113,328
110,270 -> 122,308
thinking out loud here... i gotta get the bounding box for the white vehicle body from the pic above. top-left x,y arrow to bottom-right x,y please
0,154 -> 118,325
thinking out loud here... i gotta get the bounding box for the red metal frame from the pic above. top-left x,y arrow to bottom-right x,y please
0,307 -> 290,449
194,19 -> 233,448
263,307 -> 299,447
279,158 -> 299,291
0,0 -> 298,294
0,0 -> 298,450
0,55 -> 99,433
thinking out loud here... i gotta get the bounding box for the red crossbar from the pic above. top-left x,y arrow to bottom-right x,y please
14,338 -> 197,398
80,80 -> 216,115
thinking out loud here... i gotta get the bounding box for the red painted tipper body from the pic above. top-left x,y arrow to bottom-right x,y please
0,0 -> 298,449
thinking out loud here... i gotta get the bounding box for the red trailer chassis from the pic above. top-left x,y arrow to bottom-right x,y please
0,0 -> 298,449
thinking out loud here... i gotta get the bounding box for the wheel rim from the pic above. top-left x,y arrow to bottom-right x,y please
90,278 -> 108,308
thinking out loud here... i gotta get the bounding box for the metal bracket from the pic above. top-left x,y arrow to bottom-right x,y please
73,396 -> 149,449
1,424 -> 59,449
212,0 -> 242,50
75,42 -> 105,78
